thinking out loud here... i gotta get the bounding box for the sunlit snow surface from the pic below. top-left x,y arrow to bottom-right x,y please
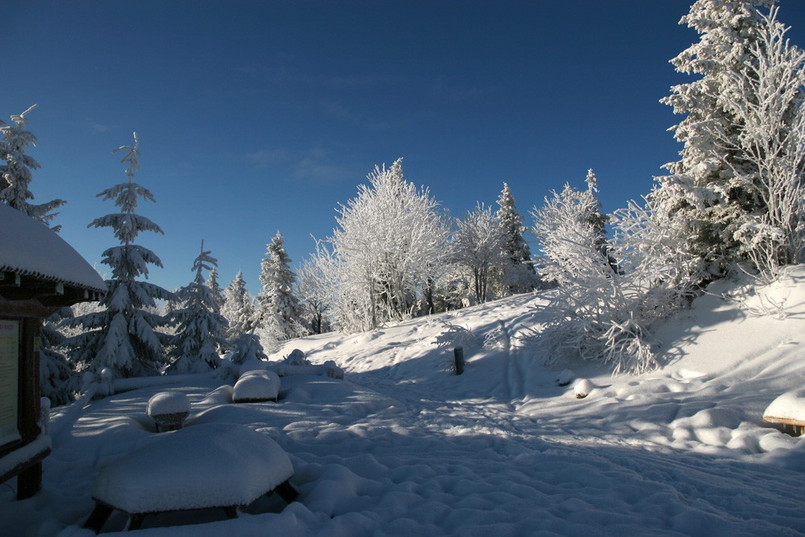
2,268 -> 805,536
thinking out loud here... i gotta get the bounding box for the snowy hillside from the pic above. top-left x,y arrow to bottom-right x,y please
3,268 -> 805,536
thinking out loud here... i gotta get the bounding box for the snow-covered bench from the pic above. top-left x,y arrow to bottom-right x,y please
233,369 -> 281,403
83,423 -> 297,532
763,389 -> 805,436
146,391 -> 190,432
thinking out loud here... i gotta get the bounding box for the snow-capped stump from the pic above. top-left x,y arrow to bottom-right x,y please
763,389 -> 805,436
233,369 -> 281,403
574,378 -> 595,399
146,391 -> 191,432
84,423 -> 297,532
556,369 -> 574,387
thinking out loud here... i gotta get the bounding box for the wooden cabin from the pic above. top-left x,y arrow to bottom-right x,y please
0,203 -> 105,499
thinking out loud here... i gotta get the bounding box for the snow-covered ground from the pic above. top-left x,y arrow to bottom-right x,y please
3,269 -> 805,536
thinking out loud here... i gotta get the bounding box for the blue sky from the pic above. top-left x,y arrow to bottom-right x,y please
5,1 -> 805,295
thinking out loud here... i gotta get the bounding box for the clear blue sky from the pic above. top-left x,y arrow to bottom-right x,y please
5,1 -> 805,295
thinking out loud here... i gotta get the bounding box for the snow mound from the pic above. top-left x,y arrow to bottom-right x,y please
574,378 -> 595,399
92,423 -> 293,514
146,391 -> 191,417
233,369 -> 281,402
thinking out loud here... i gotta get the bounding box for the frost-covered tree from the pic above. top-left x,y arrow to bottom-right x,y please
531,178 -> 662,374
328,158 -> 450,331
222,270 -> 256,341
708,5 -> 805,279
496,182 -> 539,294
256,231 -> 305,342
166,241 -> 229,373
206,267 -> 225,311
63,133 -> 172,377
532,176 -> 614,285
296,246 -> 332,334
653,0 -> 781,280
452,204 -> 506,304
0,104 -> 65,228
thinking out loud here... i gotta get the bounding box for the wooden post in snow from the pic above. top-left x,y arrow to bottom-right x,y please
454,347 -> 464,375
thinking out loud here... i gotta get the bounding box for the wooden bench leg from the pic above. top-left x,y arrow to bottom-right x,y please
275,479 -> 298,503
224,506 -> 239,519
83,501 -> 114,534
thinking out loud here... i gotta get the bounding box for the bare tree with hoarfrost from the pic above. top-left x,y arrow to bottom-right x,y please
452,203 -> 506,304
63,133 -> 172,377
532,177 -> 661,374
296,244 -> 332,334
166,241 -> 229,373
328,158 -> 450,331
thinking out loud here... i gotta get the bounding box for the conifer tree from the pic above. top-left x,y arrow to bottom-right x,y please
495,182 -> 538,294
63,133 -> 172,377
206,267 -> 225,311
222,270 -> 256,341
166,241 -> 229,373
0,105 -> 77,402
0,104 -> 65,227
256,232 -> 305,342
652,0 -> 791,279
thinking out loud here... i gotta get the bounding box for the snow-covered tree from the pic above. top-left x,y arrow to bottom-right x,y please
296,246 -> 332,334
495,182 -> 539,294
452,203 -> 506,304
0,104 -> 64,228
40,308 -> 80,406
653,0 -> 782,280
531,175 -> 614,285
63,133 -> 172,377
166,241 -> 229,373
222,270 -> 256,341
707,5 -> 805,279
532,178 -> 662,374
256,231 -> 305,343
206,267 -> 225,311
328,158 -> 450,331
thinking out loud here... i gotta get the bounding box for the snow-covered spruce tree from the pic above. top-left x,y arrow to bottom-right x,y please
654,0 -> 783,281
495,182 -> 539,294
532,178 -> 659,374
0,106 -> 78,403
63,133 -> 172,377
166,241 -> 229,374
256,231 -> 305,344
452,203 -> 506,304
708,5 -> 805,279
0,104 -> 65,228
328,158 -> 450,331
206,266 -> 225,311
222,270 -> 256,341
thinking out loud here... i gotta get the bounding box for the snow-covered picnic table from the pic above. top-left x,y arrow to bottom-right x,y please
84,423 -> 297,532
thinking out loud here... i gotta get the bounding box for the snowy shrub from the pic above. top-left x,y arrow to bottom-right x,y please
434,323 -> 479,353
228,332 -> 268,366
451,204 -> 506,304
284,348 -> 310,366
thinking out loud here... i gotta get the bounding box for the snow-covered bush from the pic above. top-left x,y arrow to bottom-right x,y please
451,203 -> 506,304
228,332 -> 268,366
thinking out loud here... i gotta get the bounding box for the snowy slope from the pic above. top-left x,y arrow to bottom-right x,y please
2,269 -> 804,536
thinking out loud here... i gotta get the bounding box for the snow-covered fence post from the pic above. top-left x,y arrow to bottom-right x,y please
454,347 -> 464,375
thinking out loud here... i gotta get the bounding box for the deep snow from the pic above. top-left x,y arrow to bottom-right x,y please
2,268 -> 804,536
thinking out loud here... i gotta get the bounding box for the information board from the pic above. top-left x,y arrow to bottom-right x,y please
0,320 -> 20,447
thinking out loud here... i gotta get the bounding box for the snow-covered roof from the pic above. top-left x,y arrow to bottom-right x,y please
0,203 -> 106,298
